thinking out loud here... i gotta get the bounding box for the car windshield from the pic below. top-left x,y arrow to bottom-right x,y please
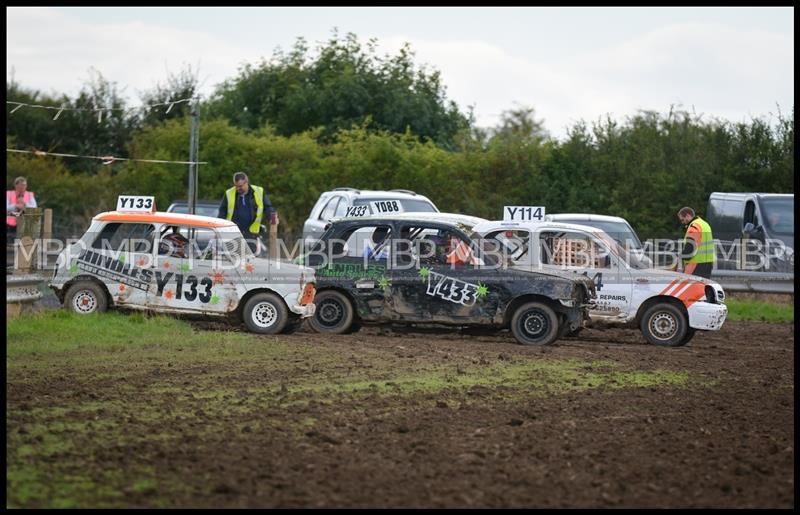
760,197 -> 794,235
553,219 -> 643,250
353,198 -> 437,213
593,231 -> 649,270
169,203 -> 219,218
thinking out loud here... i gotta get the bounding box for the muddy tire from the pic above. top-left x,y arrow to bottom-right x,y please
640,303 -> 689,347
560,325 -> 583,338
281,316 -> 304,335
309,290 -> 354,334
510,302 -> 560,345
681,328 -> 697,346
243,293 -> 289,334
64,281 -> 108,315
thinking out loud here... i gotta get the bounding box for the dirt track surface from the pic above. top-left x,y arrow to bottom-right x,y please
7,320 -> 795,508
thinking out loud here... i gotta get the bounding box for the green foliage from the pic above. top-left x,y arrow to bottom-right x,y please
205,31 -> 469,147
5,33 -> 794,243
7,70 -> 138,175
725,298 -> 794,323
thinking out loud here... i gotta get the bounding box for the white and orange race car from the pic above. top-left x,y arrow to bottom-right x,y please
49,196 -> 316,334
472,220 -> 728,347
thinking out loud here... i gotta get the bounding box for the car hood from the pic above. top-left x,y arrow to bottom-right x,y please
630,267 -> 719,287
514,265 -> 598,294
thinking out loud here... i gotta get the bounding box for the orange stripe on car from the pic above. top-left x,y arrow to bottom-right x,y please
659,279 -> 679,295
95,211 -> 235,229
680,283 -> 707,308
665,280 -> 688,297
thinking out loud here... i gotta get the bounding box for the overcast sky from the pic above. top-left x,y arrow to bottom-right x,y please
6,6 -> 794,140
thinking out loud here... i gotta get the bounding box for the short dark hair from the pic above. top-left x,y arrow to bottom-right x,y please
233,172 -> 248,183
678,206 -> 695,218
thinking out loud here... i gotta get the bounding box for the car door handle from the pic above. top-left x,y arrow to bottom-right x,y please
355,279 -> 376,289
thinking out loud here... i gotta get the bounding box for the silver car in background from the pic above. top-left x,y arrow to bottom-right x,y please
303,188 -> 439,245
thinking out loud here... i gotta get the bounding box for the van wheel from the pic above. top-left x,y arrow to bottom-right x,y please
243,293 -> 289,334
309,291 -> 354,334
64,281 -> 108,315
510,302 -> 559,345
640,303 -> 689,347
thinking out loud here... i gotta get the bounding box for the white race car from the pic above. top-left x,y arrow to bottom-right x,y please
473,220 -> 728,346
49,196 -> 316,334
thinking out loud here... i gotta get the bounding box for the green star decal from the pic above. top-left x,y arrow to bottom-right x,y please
118,254 -> 126,263
210,293 -> 220,305
476,283 -> 489,300
377,276 -> 391,289
180,263 -> 192,273
68,263 -> 79,275
418,267 -> 430,280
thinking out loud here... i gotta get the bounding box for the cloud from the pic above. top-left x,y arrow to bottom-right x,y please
6,7 -> 260,101
7,9 -> 793,140
378,23 -> 793,137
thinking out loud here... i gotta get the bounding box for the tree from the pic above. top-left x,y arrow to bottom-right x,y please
136,64 -> 200,127
205,31 -> 470,148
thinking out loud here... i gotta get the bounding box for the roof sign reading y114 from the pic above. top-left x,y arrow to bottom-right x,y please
504,206 -> 545,222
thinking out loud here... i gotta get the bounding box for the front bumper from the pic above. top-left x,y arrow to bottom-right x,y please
289,301 -> 316,318
687,302 -> 727,331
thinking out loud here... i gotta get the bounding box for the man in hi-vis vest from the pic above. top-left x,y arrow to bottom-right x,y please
218,172 -> 276,254
677,206 -> 715,278
7,176 -> 38,242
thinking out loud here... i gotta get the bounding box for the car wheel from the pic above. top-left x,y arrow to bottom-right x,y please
64,281 -> 108,315
309,290 -> 354,334
640,303 -> 689,347
243,293 -> 289,334
680,328 -> 697,346
281,316 -> 304,335
510,302 -> 560,345
348,320 -> 363,334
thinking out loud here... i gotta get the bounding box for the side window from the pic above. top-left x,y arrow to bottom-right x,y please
340,225 -> 393,260
540,231 -> 611,268
744,200 -> 758,228
157,225 -> 193,259
400,225 -> 477,267
92,223 -> 155,252
318,197 -> 340,221
334,197 -> 349,218
483,229 -> 531,265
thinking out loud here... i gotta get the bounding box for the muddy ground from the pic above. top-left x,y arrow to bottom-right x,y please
6,320 -> 795,508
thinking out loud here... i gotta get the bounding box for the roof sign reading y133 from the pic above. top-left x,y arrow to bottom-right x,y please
117,195 -> 156,213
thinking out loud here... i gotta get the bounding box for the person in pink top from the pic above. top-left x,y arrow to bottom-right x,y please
7,176 -> 37,241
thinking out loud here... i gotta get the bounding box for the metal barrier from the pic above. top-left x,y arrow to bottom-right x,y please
711,270 -> 794,294
6,272 -> 48,317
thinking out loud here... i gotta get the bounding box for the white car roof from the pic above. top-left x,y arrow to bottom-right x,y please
326,189 -> 434,201
333,212 -> 487,227
472,219 -> 607,236
545,213 -> 630,224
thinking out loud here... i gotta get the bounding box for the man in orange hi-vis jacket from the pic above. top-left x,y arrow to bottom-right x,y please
677,206 -> 715,278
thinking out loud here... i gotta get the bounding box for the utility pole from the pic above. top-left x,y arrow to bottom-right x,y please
187,98 -> 200,214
